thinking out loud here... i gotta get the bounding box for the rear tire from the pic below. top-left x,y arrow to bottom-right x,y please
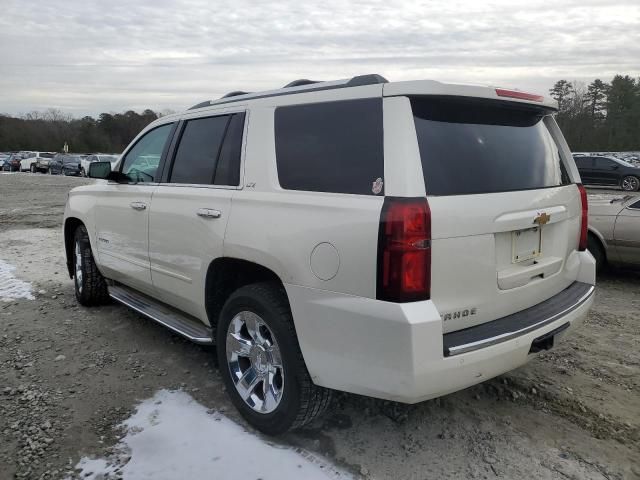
217,282 -> 332,435
73,225 -> 110,306
587,234 -> 606,272
621,175 -> 639,191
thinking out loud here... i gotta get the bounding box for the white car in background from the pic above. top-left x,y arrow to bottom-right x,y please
18,151 -> 36,172
19,152 -> 55,173
80,154 -> 120,176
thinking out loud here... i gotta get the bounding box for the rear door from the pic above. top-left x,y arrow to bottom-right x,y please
575,157 -> 594,184
593,157 -> 619,185
94,122 -> 175,293
408,96 -> 582,333
148,112 -> 246,320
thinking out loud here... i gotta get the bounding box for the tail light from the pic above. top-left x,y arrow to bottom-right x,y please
577,184 -> 588,251
377,197 -> 431,302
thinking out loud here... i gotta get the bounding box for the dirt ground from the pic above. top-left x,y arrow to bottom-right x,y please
0,173 -> 638,480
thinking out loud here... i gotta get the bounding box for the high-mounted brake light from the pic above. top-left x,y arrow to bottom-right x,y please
577,184 -> 588,251
377,197 -> 431,302
495,88 -> 544,102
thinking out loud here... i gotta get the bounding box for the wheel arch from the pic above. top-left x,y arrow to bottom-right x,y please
587,227 -> 607,262
204,257 -> 288,338
64,217 -> 85,278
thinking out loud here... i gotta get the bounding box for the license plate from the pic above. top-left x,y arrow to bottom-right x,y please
512,226 -> 541,263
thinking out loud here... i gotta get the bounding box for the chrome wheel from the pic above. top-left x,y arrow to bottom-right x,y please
74,241 -> 83,293
226,311 -> 284,414
622,176 -> 639,191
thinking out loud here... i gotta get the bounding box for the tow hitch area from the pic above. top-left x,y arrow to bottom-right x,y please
529,322 -> 570,354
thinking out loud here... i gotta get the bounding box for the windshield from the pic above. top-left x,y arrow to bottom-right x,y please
411,97 -> 571,195
40,153 -> 54,158
63,156 -> 81,164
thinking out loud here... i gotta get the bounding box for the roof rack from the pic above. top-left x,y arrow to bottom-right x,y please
221,90 -> 251,98
188,73 -> 388,110
284,79 -> 319,88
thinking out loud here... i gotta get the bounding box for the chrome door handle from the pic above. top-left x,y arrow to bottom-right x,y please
130,202 -> 147,211
196,208 -> 222,219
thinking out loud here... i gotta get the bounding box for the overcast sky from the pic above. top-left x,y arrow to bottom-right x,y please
0,0 -> 638,117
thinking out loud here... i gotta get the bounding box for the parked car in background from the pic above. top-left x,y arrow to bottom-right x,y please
19,152 -> 55,173
34,152 -> 56,173
65,74 -> 595,434
574,154 -> 640,191
6,153 -> 23,171
49,154 -> 84,176
0,154 -> 11,171
18,152 -> 35,171
80,154 -> 120,176
587,194 -> 640,269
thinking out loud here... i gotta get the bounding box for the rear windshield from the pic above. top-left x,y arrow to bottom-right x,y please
411,97 -> 571,196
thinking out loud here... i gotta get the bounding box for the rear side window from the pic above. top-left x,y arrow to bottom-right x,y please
169,113 -> 244,186
411,97 -> 571,196
275,98 -> 384,195
169,115 -> 229,184
214,113 -> 245,186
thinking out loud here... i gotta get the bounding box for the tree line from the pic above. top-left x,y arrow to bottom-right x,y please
549,74 -> 640,151
0,109 -> 167,153
1,74 -> 639,153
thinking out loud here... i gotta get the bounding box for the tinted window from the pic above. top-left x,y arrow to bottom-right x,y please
121,123 -> 173,182
275,98 -> 384,195
169,115 -> 229,184
574,157 -> 592,168
594,157 -> 614,168
214,113 -> 244,186
411,97 -> 571,196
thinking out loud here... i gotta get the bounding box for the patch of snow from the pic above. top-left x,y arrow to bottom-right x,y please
70,389 -> 352,480
0,259 -> 34,301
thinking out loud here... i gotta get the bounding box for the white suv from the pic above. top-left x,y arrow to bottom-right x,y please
63,74 -> 596,434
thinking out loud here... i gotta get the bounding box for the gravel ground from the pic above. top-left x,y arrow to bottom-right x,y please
0,173 -> 639,480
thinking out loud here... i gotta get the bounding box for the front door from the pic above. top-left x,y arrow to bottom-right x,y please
149,112 -> 245,320
613,199 -> 640,265
94,122 -> 175,293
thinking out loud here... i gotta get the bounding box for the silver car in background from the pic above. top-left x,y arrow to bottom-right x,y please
588,194 -> 640,269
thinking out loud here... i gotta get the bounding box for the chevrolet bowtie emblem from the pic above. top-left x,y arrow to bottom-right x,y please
533,212 -> 551,226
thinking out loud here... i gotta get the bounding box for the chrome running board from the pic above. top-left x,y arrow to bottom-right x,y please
109,284 -> 213,345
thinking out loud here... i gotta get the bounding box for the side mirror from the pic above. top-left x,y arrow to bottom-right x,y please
88,161 -> 112,179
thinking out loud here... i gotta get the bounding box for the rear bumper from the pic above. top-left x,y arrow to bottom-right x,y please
286,252 -> 595,403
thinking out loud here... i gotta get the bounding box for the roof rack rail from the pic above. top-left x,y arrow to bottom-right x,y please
221,90 -> 251,98
188,73 -> 388,110
284,79 -> 319,88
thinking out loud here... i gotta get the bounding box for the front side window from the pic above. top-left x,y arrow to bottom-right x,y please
594,157 -> 614,169
121,123 -> 173,182
412,97 -> 571,195
274,98 -> 384,195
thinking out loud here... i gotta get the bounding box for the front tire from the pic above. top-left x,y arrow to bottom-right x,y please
217,282 -> 332,435
621,175 -> 639,191
73,225 -> 110,306
30,164 -> 36,173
